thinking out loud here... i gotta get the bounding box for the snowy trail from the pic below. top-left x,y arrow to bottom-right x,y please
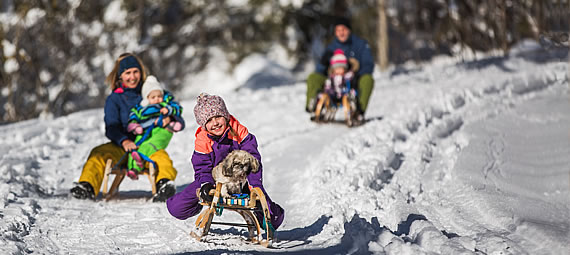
1,48 -> 568,254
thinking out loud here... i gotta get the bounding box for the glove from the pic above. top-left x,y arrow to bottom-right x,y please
199,182 -> 215,202
348,57 -> 360,72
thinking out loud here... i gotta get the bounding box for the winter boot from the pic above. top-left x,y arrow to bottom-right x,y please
167,121 -> 183,132
131,151 -> 144,168
153,178 -> 176,202
70,182 -> 95,200
127,123 -> 143,135
126,169 -> 139,180
353,109 -> 365,126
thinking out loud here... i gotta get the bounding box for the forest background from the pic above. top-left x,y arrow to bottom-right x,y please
0,0 -> 568,124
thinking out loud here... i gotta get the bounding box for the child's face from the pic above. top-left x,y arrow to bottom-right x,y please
205,116 -> 227,136
333,67 -> 346,76
148,90 -> 163,104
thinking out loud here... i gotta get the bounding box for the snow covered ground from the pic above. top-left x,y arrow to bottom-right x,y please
0,43 -> 568,254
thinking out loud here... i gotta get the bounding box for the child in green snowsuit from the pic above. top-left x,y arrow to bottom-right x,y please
126,75 -> 184,179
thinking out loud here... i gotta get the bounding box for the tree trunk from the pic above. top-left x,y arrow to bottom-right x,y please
378,0 -> 389,71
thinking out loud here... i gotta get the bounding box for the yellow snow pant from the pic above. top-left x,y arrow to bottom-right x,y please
78,142 -> 177,196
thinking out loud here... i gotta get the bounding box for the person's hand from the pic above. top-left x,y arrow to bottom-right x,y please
348,57 -> 360,72
160,107 -> 169,115
199,182 -> 215,202
161,116 -> 171,127
121,139 -> 137,152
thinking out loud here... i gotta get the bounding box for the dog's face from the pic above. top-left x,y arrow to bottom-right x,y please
222,150 -> 259,178
212,150 -> 260,197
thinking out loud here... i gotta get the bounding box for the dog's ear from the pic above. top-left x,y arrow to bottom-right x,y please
222,154 -> 234,176
249,154 -> 260,174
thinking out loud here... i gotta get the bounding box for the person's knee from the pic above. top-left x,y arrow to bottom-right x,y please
89,143 -> 112,157
358,74 -> 374,90
149,150 -> 178,181
166,182 -> 202,220
306,73 -> 327,110
167,199 -> 202,220
307,73 -> 326,89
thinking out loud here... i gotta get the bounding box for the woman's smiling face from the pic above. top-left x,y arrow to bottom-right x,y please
205,116 -> 227,136
120,67 -> 141,88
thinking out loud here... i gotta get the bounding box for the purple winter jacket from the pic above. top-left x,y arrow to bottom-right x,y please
191,115 -> 264,188
166,116 -> 284,229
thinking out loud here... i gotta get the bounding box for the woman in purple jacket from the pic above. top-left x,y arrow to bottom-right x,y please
166,93 -> 284,230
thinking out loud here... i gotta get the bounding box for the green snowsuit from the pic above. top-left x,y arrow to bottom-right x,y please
128,92 -> 183,172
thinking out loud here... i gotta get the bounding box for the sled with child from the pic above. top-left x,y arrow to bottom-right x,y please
311,49 -> 363,127
312,84 -> 360,127
190,183 -> 275,247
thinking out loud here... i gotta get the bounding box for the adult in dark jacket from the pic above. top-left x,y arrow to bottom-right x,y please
70,53 -> 181,202
306,17 -> 375,121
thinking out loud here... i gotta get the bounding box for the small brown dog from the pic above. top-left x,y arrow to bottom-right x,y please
212,150 -> 260,198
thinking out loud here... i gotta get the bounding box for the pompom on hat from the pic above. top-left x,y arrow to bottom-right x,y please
330,49 -> 348,70
140,75 -> 164,106
193,93 -> 231,129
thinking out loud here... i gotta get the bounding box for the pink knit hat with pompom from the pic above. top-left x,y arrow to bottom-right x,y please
193,93 -> 231,128
330,49 -> 348,69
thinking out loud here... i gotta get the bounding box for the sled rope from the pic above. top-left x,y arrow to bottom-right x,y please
135,114 -> 163,146
113,151 -> 129,170
215,196 -> 224,216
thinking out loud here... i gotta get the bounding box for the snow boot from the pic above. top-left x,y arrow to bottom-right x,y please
126,169 -> 139,180
153,178 -> 176,202
127,123 -> 143,135
131,151 -> 144,168
70,182 -> 95,200
167,121 -> 183,132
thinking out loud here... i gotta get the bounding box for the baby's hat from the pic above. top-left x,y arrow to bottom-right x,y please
140,75 -> 163,106
330,49 -> 348,70
193,93 -> 231,129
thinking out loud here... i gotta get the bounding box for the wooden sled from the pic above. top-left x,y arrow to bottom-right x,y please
314,93 -> 359,127
190,184 -> 275,247
101,159 -> 157,201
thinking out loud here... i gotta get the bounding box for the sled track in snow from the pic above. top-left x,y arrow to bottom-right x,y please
289,66 -> 567,253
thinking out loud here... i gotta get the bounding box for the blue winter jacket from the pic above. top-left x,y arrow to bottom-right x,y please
104,86 -> 142,146
316,34 -> 375,76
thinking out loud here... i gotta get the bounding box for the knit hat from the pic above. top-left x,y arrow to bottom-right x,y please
330,49 -> 348,70
118,55 -> 142,78
140,75 -> 164,106
333,16 -> 351,30
193,93 -> 231,129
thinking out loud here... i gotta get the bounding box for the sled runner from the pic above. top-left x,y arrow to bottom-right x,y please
190,184 -> 275,247
101,158 -> 157,201
313,88 -> 361,127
